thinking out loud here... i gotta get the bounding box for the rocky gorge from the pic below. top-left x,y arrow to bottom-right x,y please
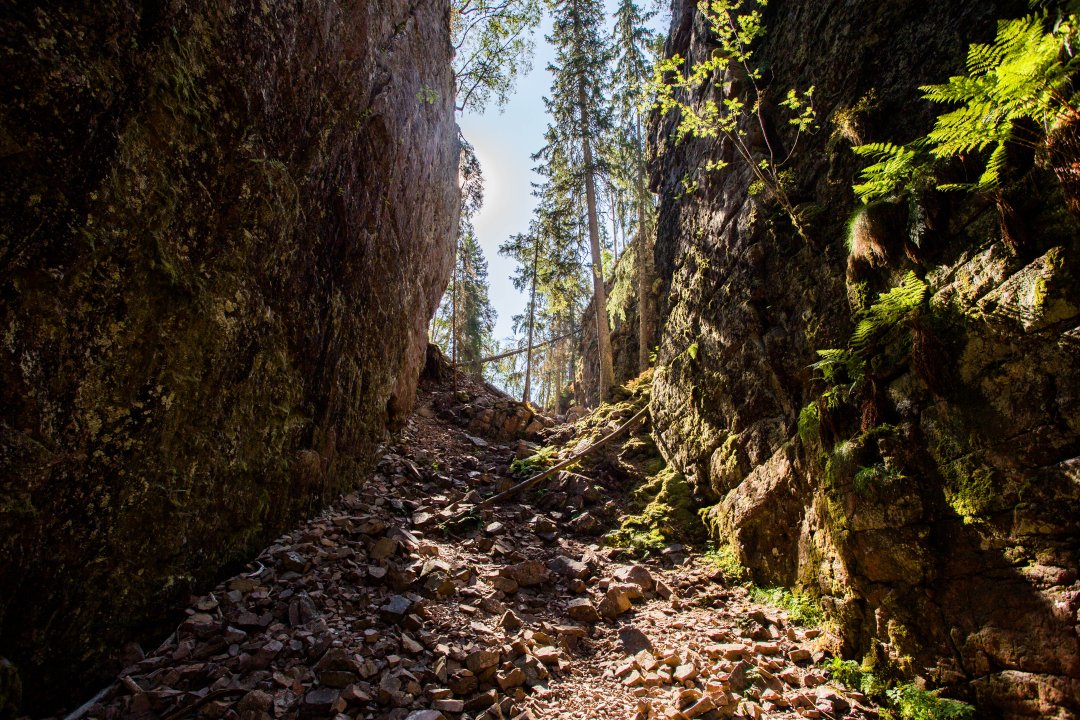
0,0 -> 1078,718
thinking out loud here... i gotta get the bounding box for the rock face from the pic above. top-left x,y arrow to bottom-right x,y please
649,1 -> 1079,717
0,0 -> 457,712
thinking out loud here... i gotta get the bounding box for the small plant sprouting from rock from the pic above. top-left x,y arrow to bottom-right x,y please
750,586 -> 824,627
702,541 -> 748,582
606,466 -> 703,555
824,658 -> 975,720
887,684 -> 976,720
416,84 -> 440,105
809,271 -> 929,397
649,0 -> 816,225
825,658 -> 890,699
510,445 -> 558,475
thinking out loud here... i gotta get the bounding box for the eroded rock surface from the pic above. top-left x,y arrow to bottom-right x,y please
648,1 -> 1080,717
0,0 -> 458,711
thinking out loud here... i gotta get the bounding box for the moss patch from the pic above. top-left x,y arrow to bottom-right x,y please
607,466 -> 705,554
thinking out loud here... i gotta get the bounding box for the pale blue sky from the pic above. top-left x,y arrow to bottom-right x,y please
458,2 -> 668,343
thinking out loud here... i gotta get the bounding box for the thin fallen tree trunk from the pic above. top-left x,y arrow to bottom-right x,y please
455,331 -> 578,367
441,404 -> 649,527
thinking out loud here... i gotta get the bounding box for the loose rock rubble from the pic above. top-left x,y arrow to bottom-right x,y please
79,371 -> 884,720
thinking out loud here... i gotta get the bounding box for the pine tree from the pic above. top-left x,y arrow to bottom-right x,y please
546,0 -> 616,403
610,0 -> 658,373
432,138 -> 495,368
499,135 -> 590,407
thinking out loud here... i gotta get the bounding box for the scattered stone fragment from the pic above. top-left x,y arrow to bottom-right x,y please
380,595 -> 413,623
370,536 -> 398,561
497,666 -> 527,690
533,646 -> 560,665
654,579 -> 674,600
491,575 -> 519,594
566,598 -> 600,622
684,695 -> 716,718
302,688 -> 343,716
613,565 -> 655,592
548,555 -> 590,579
598,586 -> 634,619
674,663 -> 698,683
466,648 -> 501,674
498,610 -> 523,632
433,698 -> 465,713
571,512 -> 600,534
789,647 -> 812,663
502,560 -> 549,587
405,711 -> 446,720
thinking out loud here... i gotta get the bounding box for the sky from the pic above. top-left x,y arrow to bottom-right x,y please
457,11 -> 559,343
457,2 -> 669,344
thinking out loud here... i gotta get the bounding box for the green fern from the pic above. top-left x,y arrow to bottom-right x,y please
811,348 -> 853,384
853,7 -> 1079,201
798,402 -> 821,445
852,141 -> 935,203
888,684 -> 976,720
850,272 -> 928,353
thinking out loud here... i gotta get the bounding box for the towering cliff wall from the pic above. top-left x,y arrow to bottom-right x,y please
649,1 -> 1079,717
0,0 -> 458,711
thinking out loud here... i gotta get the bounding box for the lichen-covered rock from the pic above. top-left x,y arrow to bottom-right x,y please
0,0 -> 457,712
649,1 -> 1079,717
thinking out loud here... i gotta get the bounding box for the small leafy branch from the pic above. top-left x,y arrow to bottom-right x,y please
649,0 -> 816,222
416,84 -> 440,105
853,5 -> 1080,203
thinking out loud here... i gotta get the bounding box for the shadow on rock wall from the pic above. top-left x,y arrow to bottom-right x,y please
0,0 -> 458,712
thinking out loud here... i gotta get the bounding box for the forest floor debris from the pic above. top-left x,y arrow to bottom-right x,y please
72,369 -> 886,720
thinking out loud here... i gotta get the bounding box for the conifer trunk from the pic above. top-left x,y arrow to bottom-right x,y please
579,84 -> 615,403
635,111 -> 652,373
522,234 -> 540,403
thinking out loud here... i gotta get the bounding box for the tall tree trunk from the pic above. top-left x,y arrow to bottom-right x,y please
451,240 -> 458,387
608,184 -> 620,263
567,311 -> 577,390
635,111 -> 653,374
522,234 -> 540,404
579,84 -> 615,402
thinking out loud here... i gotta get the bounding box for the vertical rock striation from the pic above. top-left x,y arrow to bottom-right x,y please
0,0 -> 457,712
649,1 -> 1079,717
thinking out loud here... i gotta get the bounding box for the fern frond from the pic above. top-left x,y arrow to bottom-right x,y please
850,272 -> 928,353
851,141 -> 935,203
851,142 -> 906,160
974,141 -> 1010,190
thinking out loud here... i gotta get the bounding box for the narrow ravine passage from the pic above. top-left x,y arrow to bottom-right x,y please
82,356 -> 883,720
